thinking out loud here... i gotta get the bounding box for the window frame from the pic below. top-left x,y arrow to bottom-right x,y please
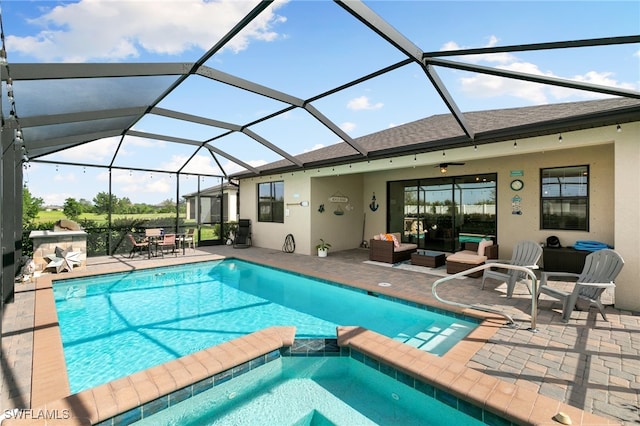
257,181 -> 284,223
540,165 -> 589,231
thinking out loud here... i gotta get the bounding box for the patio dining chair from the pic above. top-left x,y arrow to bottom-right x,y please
156,233 -> 177,257
537,249 -> 624,322
127,233 -> 149,258
481,240 -> 542,298
182,228 -> 196,251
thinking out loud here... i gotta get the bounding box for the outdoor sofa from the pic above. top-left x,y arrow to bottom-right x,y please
369,232 -> 418,264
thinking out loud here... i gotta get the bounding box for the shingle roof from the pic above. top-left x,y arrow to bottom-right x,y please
235,97 -> 640,177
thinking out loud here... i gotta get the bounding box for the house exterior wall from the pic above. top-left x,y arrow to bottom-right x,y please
310,175 -> 365,254
239,124 -> 638,311
362,143 -> 614,252
239,173 -> 313,252
614,123 -> 640,312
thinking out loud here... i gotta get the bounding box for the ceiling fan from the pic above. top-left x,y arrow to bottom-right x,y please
437,162 -> 465,173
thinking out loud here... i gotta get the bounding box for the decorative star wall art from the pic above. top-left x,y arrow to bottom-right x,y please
45,246 -> 84,273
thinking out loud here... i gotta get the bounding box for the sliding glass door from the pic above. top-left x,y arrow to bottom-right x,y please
388,174 -> 496,252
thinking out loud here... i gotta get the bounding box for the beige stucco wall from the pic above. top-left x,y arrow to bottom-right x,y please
239,173 -> 312,252
239,123 -> 638,311
238,173 -> 365,255
310,174 -> 365,253
614,122 -> 640,312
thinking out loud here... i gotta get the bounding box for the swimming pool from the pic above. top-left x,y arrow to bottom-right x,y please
132,353 -> 486,426
54,259 -> 477,393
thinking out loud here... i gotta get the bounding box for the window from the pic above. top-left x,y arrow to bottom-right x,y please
541,165 -> 589,231
258,181 -> 284,223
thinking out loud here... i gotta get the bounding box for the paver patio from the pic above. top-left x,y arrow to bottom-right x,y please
1,245 -> 638,425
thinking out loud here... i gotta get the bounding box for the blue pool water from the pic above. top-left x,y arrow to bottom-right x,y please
132,356 -> 486,426
54,259 -> 477,393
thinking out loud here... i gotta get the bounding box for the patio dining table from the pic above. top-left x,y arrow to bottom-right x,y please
144,232 -> 187,258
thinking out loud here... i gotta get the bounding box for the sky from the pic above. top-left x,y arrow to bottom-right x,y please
2,0 -> 639,206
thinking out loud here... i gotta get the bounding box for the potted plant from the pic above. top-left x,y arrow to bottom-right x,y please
315,239 -> 331,257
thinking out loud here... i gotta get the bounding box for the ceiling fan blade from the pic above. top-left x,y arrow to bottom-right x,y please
437,162 -> 466,168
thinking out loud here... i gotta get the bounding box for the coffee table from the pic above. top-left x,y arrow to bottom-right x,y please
411,250 -> 446,268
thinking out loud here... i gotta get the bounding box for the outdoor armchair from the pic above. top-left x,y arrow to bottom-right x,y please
537,249 -> 624,322
446,240 -> 498,277
481,240 -> 542,298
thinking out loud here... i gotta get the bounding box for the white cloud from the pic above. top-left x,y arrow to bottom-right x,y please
549,71 -> 638,100
440,41 -> 460,52
104,168 -> 172,200
440,35 -> 516,65
55,134 -> 168,162
7,0 -> 289,62
53,172 -> 78,183
142,178 -> 172,196
57,137 -> 119,162
42,192 -> 75,206
460,60 -> 636,104
448,36 -> 638,104
301,143 -> 326,154
173,154 -> 221,175
347,96 -> 383,111
220,159 -> 267,175
460,62 -> 551,104
340,122 -> 356,132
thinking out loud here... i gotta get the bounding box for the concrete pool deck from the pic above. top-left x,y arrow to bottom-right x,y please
1,245 -> 638,424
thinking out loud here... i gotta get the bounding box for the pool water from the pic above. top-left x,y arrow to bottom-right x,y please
54,259 -> 477,393
132,357 -> 485,426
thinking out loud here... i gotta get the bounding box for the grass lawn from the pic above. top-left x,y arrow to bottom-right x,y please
35,211 -> 178,225
33,211 -> 222,241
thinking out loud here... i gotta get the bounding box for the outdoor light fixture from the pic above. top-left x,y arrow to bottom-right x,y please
513,140 -> 518,149
438,162 -> 464,174
558,134 -> 563,142
617,124 -> 622,132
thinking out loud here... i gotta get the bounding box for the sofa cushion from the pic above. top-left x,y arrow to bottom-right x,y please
446,251 -> 487,265
378,233 -> 398,248
395,243 -> 418,252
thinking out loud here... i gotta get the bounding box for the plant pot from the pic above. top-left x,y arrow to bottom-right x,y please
317,248 -> 328,257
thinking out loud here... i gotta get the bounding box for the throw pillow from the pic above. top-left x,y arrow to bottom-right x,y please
384,233 -> 400,248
